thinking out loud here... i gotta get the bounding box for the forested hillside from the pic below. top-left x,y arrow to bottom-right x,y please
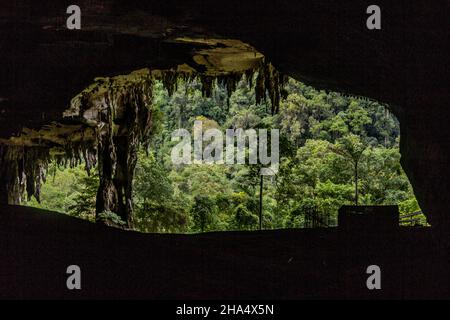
25,76 -> 425,232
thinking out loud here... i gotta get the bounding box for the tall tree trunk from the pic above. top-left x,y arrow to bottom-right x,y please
259,174 -> 263,230
354,161 -> 359,205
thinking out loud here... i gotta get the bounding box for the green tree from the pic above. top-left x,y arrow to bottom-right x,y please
133,150 -> 190,233
329,134 -> 367,205
191,195 -> 217,232
25,75 -> 422,233
68,169 -> 98,220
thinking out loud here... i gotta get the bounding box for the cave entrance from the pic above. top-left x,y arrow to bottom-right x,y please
19,73 -> 427,232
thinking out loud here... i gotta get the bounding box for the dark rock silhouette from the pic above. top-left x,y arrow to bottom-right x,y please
0,205 -> 449,299
338,206 -> 399,233
0,0 -> 448,230
0,0 -> 448,299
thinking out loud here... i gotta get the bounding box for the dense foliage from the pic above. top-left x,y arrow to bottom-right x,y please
26,77 -> 426,231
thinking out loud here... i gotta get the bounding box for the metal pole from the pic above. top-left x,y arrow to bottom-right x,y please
259,174 -> 263,230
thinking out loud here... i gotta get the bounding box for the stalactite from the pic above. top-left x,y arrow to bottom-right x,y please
0,61 -> 287,227
87,76 -> 155,227
0,145 -> 49,204
200,75 -> 214,98
253,63 -> 287,115
161,70 -> 178,96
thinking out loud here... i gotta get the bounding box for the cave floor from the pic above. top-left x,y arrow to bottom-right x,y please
0,205 -> 448,299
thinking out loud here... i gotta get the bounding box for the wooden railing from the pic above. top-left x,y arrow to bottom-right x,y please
399,210 -> 426,226
304,209 -> 330,228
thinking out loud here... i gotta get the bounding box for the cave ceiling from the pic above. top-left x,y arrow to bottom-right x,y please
1,0 -> 447,135
0,0 -> 448,227
0,36 -> 268,148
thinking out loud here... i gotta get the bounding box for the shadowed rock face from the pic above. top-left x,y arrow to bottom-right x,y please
0,1 -> 448,228
1,205 -> 449,299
